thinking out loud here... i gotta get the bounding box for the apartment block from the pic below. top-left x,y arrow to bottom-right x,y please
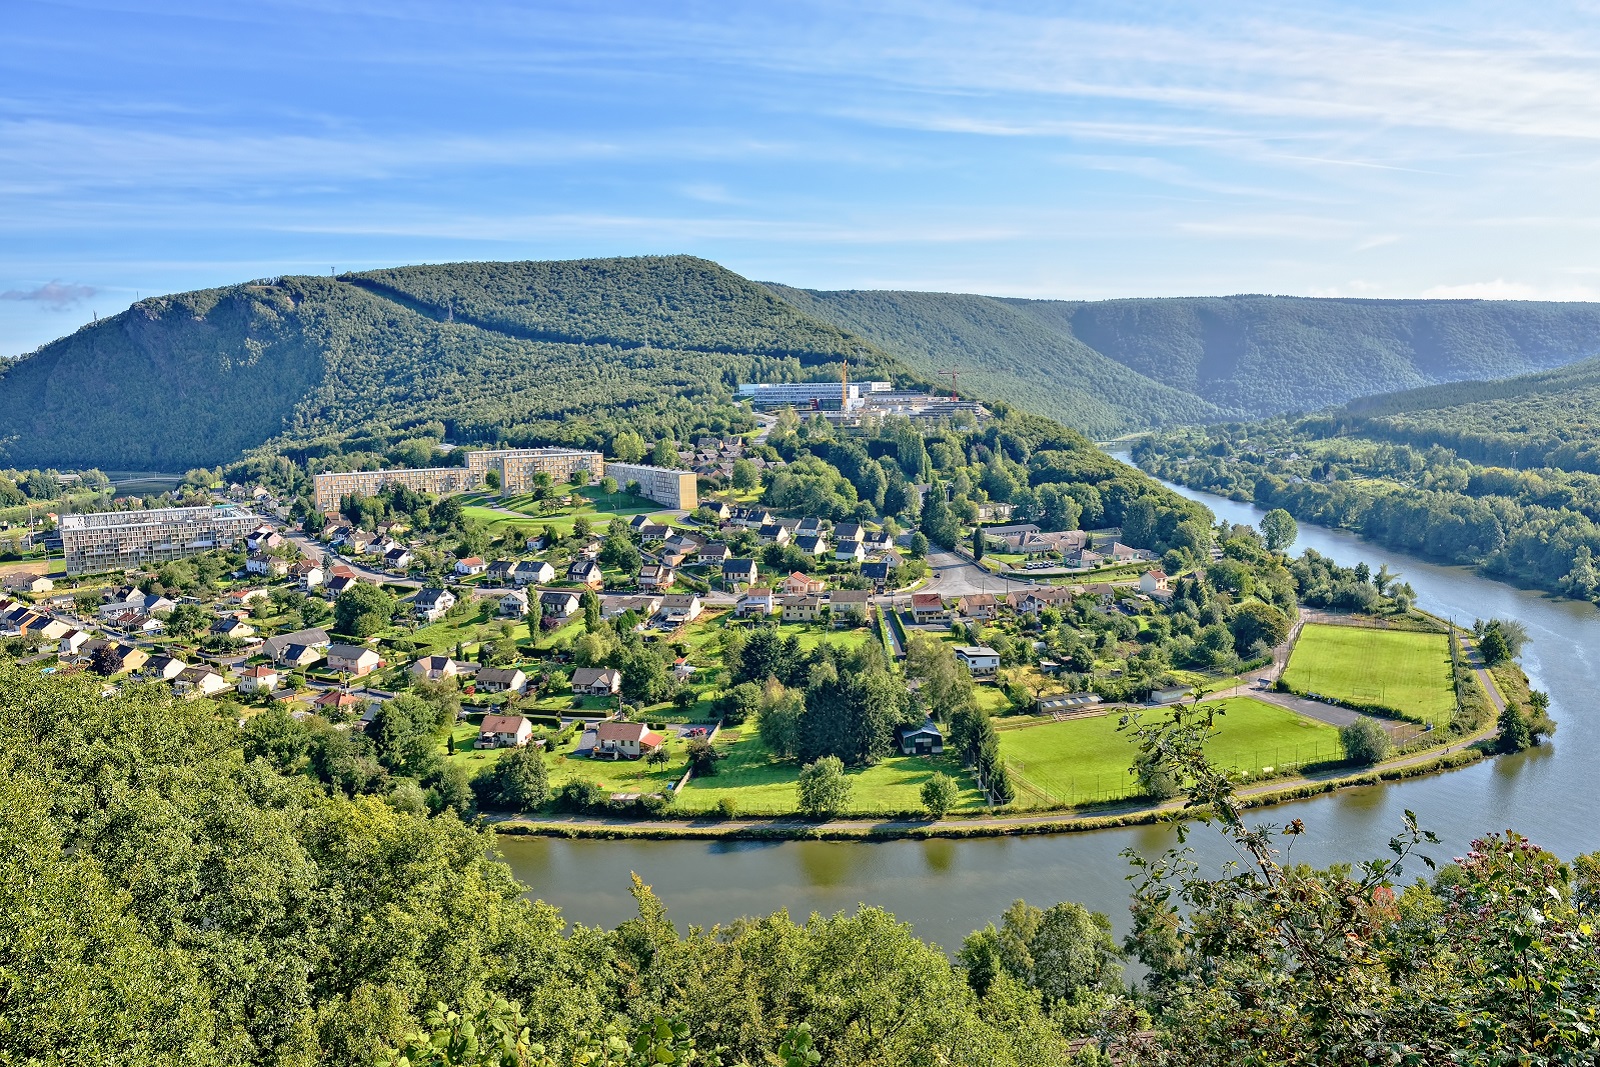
60,504 -> 260,575
465,448 -> 604,493
737,381 -> 893,412
604,462 -> 698,510
312,466 -> 480,514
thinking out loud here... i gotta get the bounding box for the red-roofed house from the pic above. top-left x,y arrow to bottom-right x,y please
595,720 -> 665,760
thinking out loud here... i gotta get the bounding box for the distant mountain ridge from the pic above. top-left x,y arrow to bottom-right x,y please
775,287 -> 1600,422
8,254 -> 1600,472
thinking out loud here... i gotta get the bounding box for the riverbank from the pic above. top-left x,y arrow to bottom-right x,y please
491,729 -> 1495,841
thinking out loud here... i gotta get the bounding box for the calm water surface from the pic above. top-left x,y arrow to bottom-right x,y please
500,468 -> 1599,945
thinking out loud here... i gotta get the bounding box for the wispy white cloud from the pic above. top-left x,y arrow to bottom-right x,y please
1420,278 -> 1600,300
0,280 -> 96,308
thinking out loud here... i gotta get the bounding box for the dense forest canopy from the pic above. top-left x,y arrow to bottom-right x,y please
1134,355 -> 1600,603
763,284 -> 1226,438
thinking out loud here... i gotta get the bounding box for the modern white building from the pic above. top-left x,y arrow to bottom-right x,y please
60,504 -> 258,575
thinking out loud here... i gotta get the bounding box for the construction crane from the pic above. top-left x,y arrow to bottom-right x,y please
938,367 -> 960,400
841,358 -> 849,411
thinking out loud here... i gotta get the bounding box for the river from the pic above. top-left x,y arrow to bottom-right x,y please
499,471 -> 1599,948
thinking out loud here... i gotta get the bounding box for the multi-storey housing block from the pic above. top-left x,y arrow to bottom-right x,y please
60,504 -> 259,575
604,462 -> 698,510
465,448 -> 604,494
313,448 -> 603,513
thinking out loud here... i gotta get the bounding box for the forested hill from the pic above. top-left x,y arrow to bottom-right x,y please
774,286 -> 1600,422
0,257 -> 913,471
763,284 -> 1227,437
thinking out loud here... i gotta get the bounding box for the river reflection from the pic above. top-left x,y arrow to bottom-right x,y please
500,467 -> 1600,942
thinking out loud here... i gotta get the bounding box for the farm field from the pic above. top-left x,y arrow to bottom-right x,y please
675,732 -> 987,815
1280,623 -> 1455,724
999,697 -> 1344,807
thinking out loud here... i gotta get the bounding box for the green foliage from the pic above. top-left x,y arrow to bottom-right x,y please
920,772 -> 957,818
796,755 -> 852,815
480,744 -> 551,813
335,582 -> 398,638
1339,717 -> 1392,765
1259,508 -> 1297,552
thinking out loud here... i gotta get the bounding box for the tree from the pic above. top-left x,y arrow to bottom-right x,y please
649,439 -> 677,468
921,772 -> 957,818
1340,716 -> 1392,765
1479,626 -> 1511,666
731,459 -> 760,491
600,526 -> 641,575
686,738 -> 719,776
713,681 -> 762,726
1227,601 -> 1290,657
612,430 -> 647,463
796,755 -> 852,816
756,679 -> 804,758
908,531 -> 929,559
970,525 -> 985,560
480,743 -> 549,812
369,693 -> 445,780
1260,508 -> 1298,553
160,602 -> 208,640
333,582 -> 396,638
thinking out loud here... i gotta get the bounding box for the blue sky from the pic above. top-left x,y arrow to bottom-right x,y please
5,0 -> 1600,354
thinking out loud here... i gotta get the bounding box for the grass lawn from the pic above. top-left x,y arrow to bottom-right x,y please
1281,623 -> 1455,724
675,732 -> 986,816
553,736 -> 688,795
999,697 -> 1343,806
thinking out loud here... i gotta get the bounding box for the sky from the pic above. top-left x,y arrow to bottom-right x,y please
5,0 -> 1600,354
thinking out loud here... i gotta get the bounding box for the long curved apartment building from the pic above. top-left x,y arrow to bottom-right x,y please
312,448 -> 604,513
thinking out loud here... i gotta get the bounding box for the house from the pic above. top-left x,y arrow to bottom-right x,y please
628,513 -> 654,532
327,643 -> 382,677
637,522 -> 671,542
313,690 -> 369,717
1109,542 -> 1143,562
211,616 -> 255,640
697,542 -> 732,565
294,561 -> 326,589
1138,569 -> 1170,595
834,540 -> 866,563
663,532 -> 704,555
277,643 -> 325,669
658,593 -> 703,626
739,507 -> 774,528
476,714 -> 534,749
414,587 -> 456,622
245,527 -> 283,552
957,593 -> 999,620
860,559 -> 894,585
1016,587 -> 1077,614
829,589 -> 872,626
781,593 -> 825,622
514,560 -> 555,586
455,556 -> 488,576
238,665 -> 280,694
326,575 -> 361,596
600,593 -> 662,620
699,500 -> 732,521
566,560 -> 605,588
782,572 -> 824,596
524,534 -> 549,552
499,589 -> 530,617
476,666 -> 527,695
570,666 -> 623,695
226,588 -> 270,609
487,560 -> 517,583
411,655 -> 465,681
98,592 -> 174,619
722,558 -> 759,586
793,534 -> 827,557
758,523 -> 791,546
104,644 -> 149,674
897,719 -> 945,756
246,553 -> 289,578
796,517 -> 825,536
2,572 -> 53,594
574,538 -> 602,560
142,654 -> 189,681
833,523 -> 864,543
1036,692 -> 1102,714
638,563 -> 675,591
910,593 -> 949,624
58,628 -> 92,656
174,665 -> 230,698
735,587 -> 775,617
385,546 -> 414,570
595,720 -> 666,760
539,589 -> 581,618
953,645 -> 1001,676
1066,549 -> 1104,569
263,628 -> 330,662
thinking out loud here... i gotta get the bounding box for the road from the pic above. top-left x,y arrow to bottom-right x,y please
915,549 -> 1036,600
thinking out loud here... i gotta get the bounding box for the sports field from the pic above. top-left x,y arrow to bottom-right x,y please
999,697 -> 1343,806
1280,623 -> 1454,724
